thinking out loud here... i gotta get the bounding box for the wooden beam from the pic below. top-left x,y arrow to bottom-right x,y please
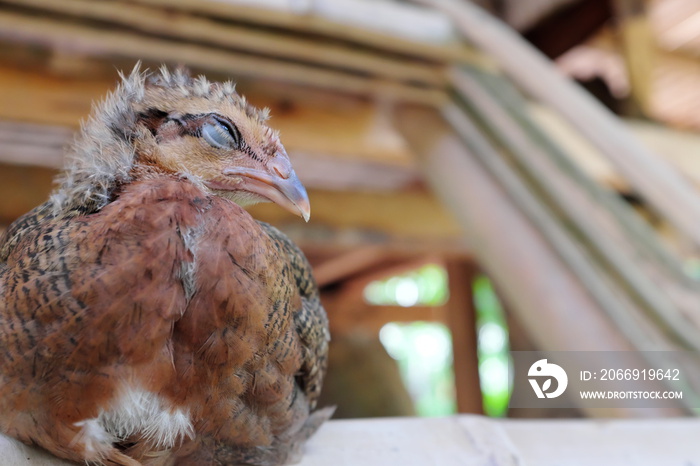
0,11 -> 446,105
0,63 -> 111,128
322,256 -> 451,334
0,63 -> 418,168
249,189 -> 464,244
313,247 -> 392,288
0,121 -> 69,168
613,0 -> 655,115
130,0 -> 474,63
8,60 -> 700,192
530,104 -> 700,190
0,160 -> 467,252
445,260 -> 482,414
0,119 -> 421,193
3,0 -> 447,88
0,164 -> 55,224
326,300 -> 447,335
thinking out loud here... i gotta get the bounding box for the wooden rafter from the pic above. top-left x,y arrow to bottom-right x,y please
2,0 -> 446,88
613,0 -> 655,115
0,12 -> 442,105
445,260 -> 482,414
312,247 -> 393,288
326,302 -> 447,335
130,0 -> 473,62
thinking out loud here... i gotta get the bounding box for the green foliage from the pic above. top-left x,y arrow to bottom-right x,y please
364,264 -> 449,307
369,265 -> 511,417
380,322 -> 456,416
473,276 -> 511,417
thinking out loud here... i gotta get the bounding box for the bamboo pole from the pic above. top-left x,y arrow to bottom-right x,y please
450,67 -> 700,352
395,104 -> 687,417
432,100 -> 700,408
462,67 -> 694,288
415,0 -> 700,248
437,104 -> 669,350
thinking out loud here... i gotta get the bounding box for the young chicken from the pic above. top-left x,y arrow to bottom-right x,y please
0,66 -> 332,466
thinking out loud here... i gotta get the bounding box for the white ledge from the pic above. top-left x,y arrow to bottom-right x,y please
1,415 -> 699,465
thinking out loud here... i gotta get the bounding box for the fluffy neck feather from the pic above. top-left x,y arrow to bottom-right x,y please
48,64 -> 270,216
50,65 -> 146,216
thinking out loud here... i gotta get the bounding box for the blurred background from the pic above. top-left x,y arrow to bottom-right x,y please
2,0 -> 700,422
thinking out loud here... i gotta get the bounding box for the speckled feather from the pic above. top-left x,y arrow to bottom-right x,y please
0,177 -> 331,465
0,67 -> 331,466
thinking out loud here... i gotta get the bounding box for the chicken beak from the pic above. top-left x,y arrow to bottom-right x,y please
269,168 -> 311,222
220,162 -> 311,222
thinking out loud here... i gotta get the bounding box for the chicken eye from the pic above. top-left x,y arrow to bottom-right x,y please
201,118 -> 241,150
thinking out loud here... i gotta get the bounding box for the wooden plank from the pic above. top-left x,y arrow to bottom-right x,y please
131,0 -> 475,63
257,224 -> 468,257
338,256 -> 445,292
0,64 -> 111,127
327,302 -> 447,334
3,0 -> 446,88
6,52 -> 698,190
0,64 -> 418,168
613,0 -> 655,115
0,120 -> 422,192
312,247 -> 391,287
0,161 -> 467,252
445,260 -> 483,414
0,121 -> 70,168
0,11 -> 446,105
531,104 -> 700,190
0,164 -> 55,224
321,256 -> 450,333
288,152 -> 420,192
249,189 -> 464,243
7,61 -> 700,192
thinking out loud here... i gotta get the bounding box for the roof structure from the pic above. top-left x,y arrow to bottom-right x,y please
1,0 -> 700,422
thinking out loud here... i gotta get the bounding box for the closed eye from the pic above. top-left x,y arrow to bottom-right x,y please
201,116 -> 241,149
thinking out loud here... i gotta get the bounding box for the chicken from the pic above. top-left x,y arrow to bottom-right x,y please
0,66 -> 332,466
